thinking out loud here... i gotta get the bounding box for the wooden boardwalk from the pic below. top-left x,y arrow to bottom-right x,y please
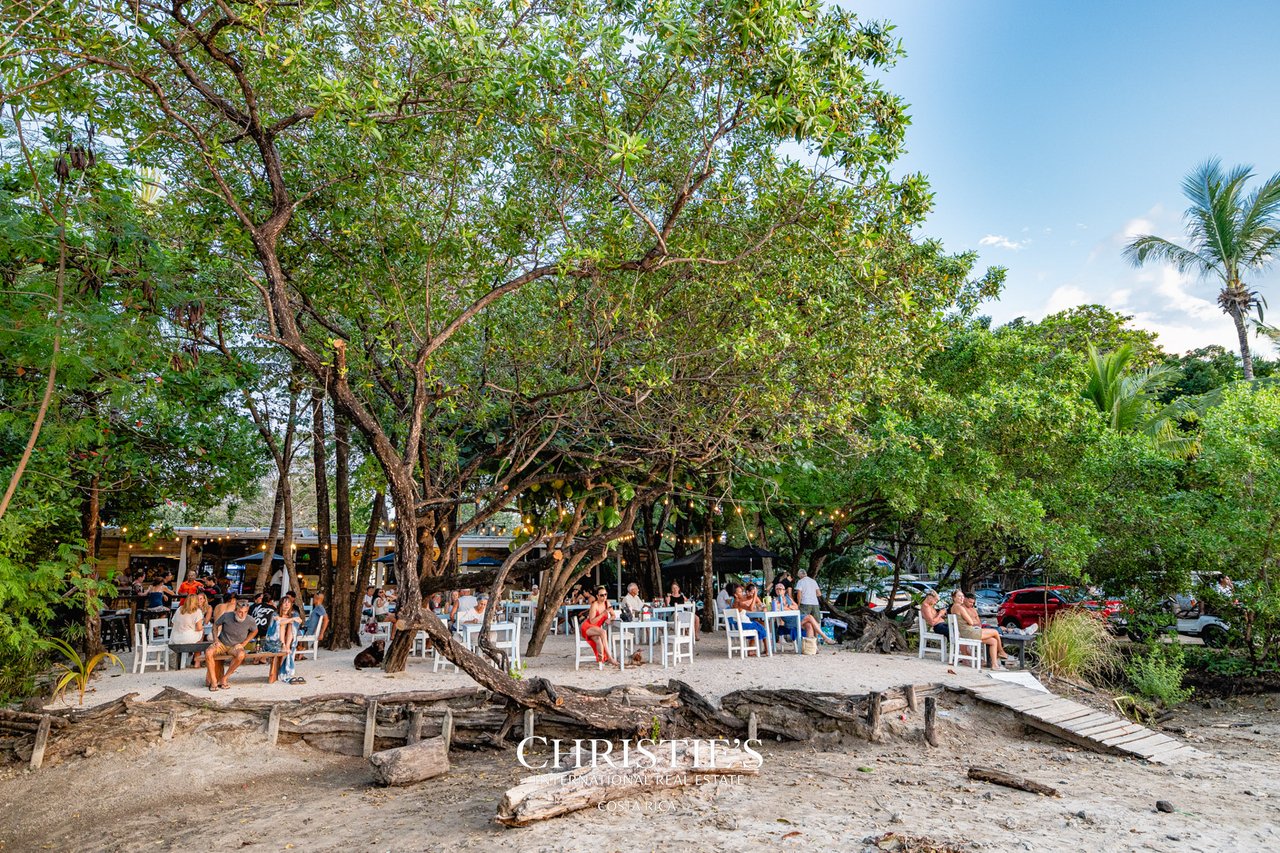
960,680 -> 1200,765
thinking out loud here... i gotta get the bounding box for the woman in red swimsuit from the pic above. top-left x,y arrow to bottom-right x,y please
580,586 -> 617,666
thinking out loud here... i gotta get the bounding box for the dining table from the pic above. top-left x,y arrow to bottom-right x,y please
746,610 -> 803,656
611,619 -> 669,669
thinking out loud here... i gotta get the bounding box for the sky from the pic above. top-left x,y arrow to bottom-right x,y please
844,0 -> 1280,356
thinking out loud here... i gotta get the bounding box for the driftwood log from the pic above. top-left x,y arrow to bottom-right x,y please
719,685 -> 944,743
495,740 -> 760,826
967,765 -> 1060,797
370,736 -> 450,786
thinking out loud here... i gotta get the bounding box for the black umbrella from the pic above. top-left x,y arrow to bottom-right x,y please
228,552 -> 284,566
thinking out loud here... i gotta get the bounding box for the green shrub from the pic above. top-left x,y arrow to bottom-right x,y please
1125,646 -> 1192,708
1036,610 -> 1119,683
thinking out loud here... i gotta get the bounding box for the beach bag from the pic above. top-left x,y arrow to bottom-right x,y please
802,636 -> 818,655
820,624 -> 836,642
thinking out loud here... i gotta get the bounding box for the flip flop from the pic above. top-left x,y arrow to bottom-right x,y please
218,682 -> 230,690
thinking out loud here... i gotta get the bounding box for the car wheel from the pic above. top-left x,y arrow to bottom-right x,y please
1201,624 -> 1229,648
1001,618 -> 1020,630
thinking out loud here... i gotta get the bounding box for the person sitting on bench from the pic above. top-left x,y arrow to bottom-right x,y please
206,598 -> 258,691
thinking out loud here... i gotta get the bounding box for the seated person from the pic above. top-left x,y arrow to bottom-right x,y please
769,583 -> 823,642
953,591 -> 1007,670
622,583 -> 646,618
302,592 -> 329,643
920,589 -> 949,640
205,598 -> 258,690
170,594 -> 210,666
728,583 -> 767,654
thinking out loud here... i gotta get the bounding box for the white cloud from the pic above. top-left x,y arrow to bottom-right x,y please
1146,266 -> 1221,323
1109,289 -> 1131,306
979,234 -> 1028,251
1044,284 -> 1089,314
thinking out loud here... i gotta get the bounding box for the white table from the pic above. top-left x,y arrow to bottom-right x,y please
612,619 -> 668,669
747,610 -> 803,656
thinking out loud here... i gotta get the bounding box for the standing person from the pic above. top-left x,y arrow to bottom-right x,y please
277,596 -> 304,683
206,599 -> 258,691
795,569 -> 822,627
269,564 -> 284,601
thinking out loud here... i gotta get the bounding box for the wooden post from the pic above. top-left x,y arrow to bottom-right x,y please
408,708 -> 425,744
162,709 -> 178,741
442,708 -> 454,752
30,715 -> 51,770
747,711 -> 758,742
363,700 -> 378,758
867,691 -> 882,731
267,705 -> 281,747
904,684 -> 918,714
924,697 -> 938,747
523,709 -> 535,739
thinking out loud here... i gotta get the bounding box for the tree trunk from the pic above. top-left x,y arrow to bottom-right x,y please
341,491 -> 383,646
382,486 -> 424,673
700,507 -> 714,632
255,480 -> 285,593
311,390 -> 333,604
328,409 -> 354,650
525,551 -> 597,657
282,475 -> 302,598
1230,302 -> 1255,380
81,472 -> 103,658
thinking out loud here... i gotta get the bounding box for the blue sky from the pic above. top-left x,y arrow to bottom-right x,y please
846,0 -> 1280,355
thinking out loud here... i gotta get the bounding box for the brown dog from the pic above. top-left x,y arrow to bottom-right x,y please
354,639 -> 385,669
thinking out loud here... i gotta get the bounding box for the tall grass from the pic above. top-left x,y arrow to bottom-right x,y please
1036,610 -> 1119,684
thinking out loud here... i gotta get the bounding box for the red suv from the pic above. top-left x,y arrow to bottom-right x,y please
997,586 -> 1122,629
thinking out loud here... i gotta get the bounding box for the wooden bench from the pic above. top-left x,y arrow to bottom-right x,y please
208,651 -> 287,685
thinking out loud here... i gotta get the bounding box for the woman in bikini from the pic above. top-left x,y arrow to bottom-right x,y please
580,586 -> 617,666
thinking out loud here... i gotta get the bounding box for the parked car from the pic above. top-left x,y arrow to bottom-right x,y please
973,588 -> 1005,618
996,585 -> 1122,629
1126,596 -> 1231,647
834,583 -> 915,613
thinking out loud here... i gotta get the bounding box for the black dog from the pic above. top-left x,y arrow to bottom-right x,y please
354,639 -> 385,669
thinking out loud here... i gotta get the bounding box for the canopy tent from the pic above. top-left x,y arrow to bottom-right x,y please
659,543 -> 781,590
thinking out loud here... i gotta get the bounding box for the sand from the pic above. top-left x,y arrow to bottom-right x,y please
5,635 -> 1278,852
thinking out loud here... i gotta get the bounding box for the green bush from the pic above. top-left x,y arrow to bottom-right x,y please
1036,610 -> 1119,683
1126,646 -> 1192,708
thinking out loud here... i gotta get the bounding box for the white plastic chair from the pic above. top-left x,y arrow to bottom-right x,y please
725,609 -> 760,659
948,614 -> 982,669
666,610 -> 695,666
917,613 -> 947,662
132,623 -> 169,673
573,616 -> 604,670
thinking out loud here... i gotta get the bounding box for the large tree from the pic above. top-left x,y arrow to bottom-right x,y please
11,1 -> 990,722
1125,160 -> 1280,380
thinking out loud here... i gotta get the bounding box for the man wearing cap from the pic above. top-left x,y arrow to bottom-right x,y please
206,598 -> 258,691
794,569 -> 822,626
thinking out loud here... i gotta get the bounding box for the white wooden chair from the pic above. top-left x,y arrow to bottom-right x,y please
573,616 -> 604,670
713,599 -> 730,633
411,631 -> 430,658
367,620 -> 392,646
132,623 -> 169,673
432,625 -> 461,673
917,613 -> 947,662
725,608 -> 760,659
666,609 -> 695,665
295,630 -> 319,661
948,614 -> 982,669
147,618 -> 170,645
487,621 -> 521,669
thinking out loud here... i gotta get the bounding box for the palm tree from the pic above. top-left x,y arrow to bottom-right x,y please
1083,343 -> 1195,456
1124,160 -> 1280,380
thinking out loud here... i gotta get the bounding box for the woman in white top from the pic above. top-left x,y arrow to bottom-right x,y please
171,595 -> 205,644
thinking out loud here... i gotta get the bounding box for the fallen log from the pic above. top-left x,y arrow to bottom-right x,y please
495,740 -> 759,826
967,765 -> 1059,797
369,736 -> 449,786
